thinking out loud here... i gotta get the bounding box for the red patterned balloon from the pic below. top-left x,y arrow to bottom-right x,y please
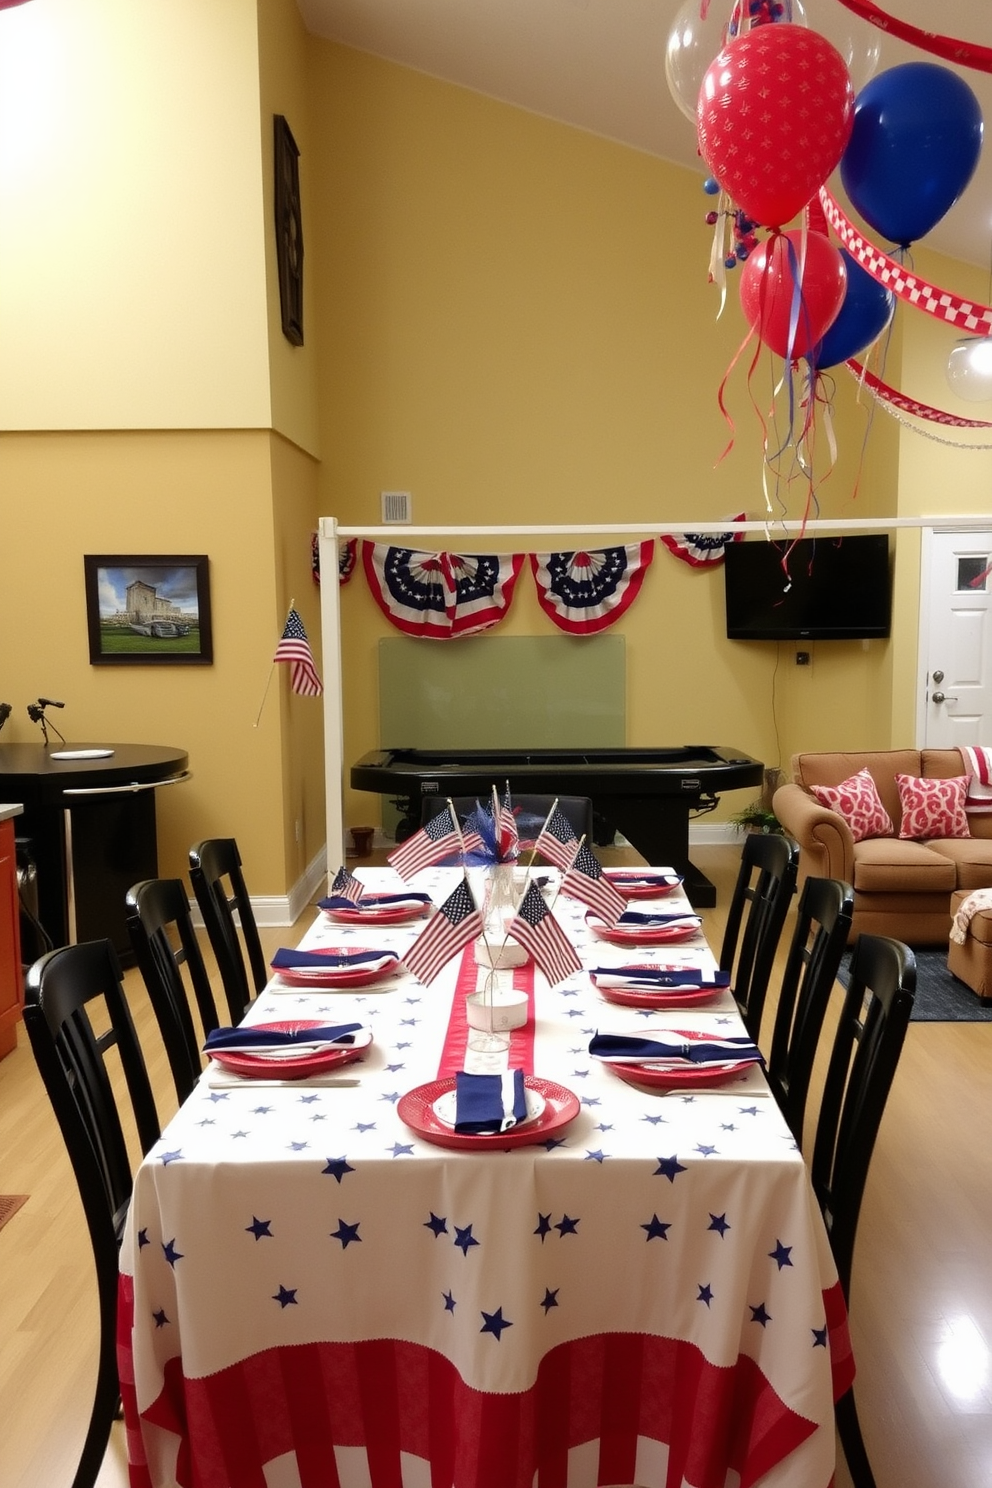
739,229 -> 847,359
697,24 -> 854,229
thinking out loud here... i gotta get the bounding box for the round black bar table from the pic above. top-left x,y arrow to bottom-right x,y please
0,743 -> 190,962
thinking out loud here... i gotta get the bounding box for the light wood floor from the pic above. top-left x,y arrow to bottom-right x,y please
2,843 -> 992,1487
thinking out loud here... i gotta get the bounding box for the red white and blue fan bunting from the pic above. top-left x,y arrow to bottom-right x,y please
310,534 -> 358,586
530,543 -> 654,635
660,514 -> 746,569
362,543 -> 523,639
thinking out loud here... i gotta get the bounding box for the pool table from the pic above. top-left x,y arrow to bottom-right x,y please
351,745 -> 763,906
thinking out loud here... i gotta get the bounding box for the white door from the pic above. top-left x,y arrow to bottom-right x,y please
921,529 -> 992,747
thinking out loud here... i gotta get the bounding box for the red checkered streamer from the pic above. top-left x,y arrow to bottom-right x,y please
530,543 -> 654,635
660,514 -> 746,569
363,543 -> 523,639
846,358 -> 992,431
820,188 -> 992,339
403,878 -> 483,986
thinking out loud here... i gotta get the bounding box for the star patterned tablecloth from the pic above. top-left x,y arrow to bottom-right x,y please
119,867 -> 853,1488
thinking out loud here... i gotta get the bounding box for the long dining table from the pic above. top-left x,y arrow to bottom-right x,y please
118,864 -> 853,1488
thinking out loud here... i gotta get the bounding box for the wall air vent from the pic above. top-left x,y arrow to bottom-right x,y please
381,491 -> 412,524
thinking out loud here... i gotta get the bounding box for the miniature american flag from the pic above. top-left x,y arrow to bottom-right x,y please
388,805 -> 461,881
496,784 -> 518,860
560,842 -> 625,926
329,864 -> 364,904
404,877 -> 483,985
508,882 -> 581,988
274,608 -> 323,696
533,804 -> 580,871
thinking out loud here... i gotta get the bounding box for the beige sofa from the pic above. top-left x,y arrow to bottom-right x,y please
772,749 -> 992,945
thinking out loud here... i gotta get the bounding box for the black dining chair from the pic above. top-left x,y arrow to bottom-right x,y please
23,939 -> 161,1488
126,877 -> 224,1105
719,832 -> 799,1041
421,793 -> 595,847
765,875 -> 854,1147
810,932 -> 916,1488
188,838 -> 267,1023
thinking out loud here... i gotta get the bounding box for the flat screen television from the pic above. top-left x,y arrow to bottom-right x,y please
723,534 -> 891,641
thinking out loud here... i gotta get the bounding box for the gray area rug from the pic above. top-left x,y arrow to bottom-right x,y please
839,949 -> 992,1022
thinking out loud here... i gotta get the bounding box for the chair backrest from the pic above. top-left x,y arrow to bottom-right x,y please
188,838 -> 267,1021
422,793 -> 595,846
24,939 -> 161,1488
126,877 -> 222,1104
810,932 -> 916,1299
719,832 -> 799,1040
766,876 -> 855,1146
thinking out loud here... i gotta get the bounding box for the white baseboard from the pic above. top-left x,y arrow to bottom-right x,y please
689,823 -> 742,844
189,843 -> 329,931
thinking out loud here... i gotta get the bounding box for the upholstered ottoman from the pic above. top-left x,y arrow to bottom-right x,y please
948,889 -> 992,1005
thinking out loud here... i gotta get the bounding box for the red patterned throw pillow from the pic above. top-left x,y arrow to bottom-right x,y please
896,774 -> 971,841
809,769 -> 893,843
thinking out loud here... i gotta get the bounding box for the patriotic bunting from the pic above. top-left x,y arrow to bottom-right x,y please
530,543 -> 655,635
660,514 -> 746,569
310,534 -> 358,585
363,543 -> 523,640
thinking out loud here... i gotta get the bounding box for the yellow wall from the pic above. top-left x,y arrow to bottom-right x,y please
0,0 -> 271,431
307,43 -> 906,826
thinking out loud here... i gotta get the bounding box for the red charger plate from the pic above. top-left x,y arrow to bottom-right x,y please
601,1028 -> 761,1090
603,870 -> 683,900
397,1076 -> 580,1151
272,947 -> 400,989
324,901 -> 429,926
594,980 -> 725,1009
586,915 -> 701,947
208,1021 -> 372,1080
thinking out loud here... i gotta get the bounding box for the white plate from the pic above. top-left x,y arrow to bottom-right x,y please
49,749 -> 115,760
432,1087 -> 546,1131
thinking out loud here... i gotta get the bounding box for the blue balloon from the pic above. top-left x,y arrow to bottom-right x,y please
840,62 -> 983,247
812,249 -> 895,369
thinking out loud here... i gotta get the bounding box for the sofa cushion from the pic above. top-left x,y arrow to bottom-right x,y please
792,750 -> 921,833
809,768 -> 893,842
851,837 -> 957,894
896,773 -> 970,840
930,838 -> 992,892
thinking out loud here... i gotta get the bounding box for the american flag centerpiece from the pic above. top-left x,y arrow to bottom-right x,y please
403,876 -> 483,986
506,881 -> 582,989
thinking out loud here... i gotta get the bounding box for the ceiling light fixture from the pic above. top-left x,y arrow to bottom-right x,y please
947,235 -> 992,403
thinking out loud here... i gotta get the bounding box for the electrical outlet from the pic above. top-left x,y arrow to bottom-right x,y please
795,650 -> 810,666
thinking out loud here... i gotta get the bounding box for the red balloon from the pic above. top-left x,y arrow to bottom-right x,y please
739,230 -> 847,359
697,24 -> 854,229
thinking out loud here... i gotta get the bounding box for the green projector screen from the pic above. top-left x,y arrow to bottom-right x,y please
379,635 -> 625,749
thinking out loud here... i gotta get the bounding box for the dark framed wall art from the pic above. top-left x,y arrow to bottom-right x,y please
84,555 -> 213,665
274,113 -> 304,346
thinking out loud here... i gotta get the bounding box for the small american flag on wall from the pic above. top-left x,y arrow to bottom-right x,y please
274,608 -> 323,696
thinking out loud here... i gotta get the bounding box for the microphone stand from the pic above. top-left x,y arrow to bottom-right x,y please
27,704 -> 66,747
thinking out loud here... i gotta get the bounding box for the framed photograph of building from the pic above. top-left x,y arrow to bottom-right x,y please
84,555 -> 213,665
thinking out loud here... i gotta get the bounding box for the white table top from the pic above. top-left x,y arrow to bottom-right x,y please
120,865 -> 848,1488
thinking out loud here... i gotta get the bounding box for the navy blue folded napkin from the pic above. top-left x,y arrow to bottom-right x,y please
588,1032 -> 762,1065
318,892 -> 431,911
591,967 -> 730,990
454,1069 -> 528,1134
614,911 -> 701,928
270,948 -> 397,970
204,1022 -> 363,1053
609,873 -> 682,888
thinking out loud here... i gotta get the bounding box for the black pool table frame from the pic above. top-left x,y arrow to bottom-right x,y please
351,745 -> 763,906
